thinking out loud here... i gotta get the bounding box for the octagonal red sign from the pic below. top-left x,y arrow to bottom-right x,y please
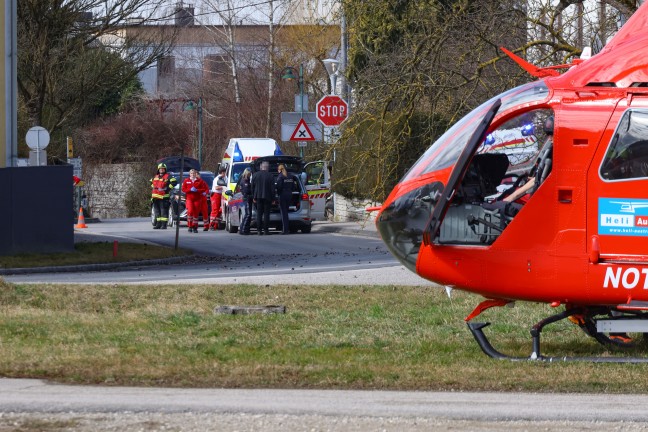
316,95 -> 349,127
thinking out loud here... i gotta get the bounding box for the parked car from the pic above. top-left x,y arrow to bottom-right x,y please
150,170 -> 215,227
223,155 -> 312,234
156,156 -> 201,173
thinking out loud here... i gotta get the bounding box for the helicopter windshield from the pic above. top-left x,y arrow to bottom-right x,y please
402,81 -> 549,183
378,81 -> 550,272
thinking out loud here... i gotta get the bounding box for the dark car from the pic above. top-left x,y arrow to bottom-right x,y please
156,156 -> 201,173
223,155 -> 312,234
150,170 -> 215,227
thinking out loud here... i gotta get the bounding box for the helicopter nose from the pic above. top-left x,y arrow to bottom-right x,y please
376,181 -> 444,273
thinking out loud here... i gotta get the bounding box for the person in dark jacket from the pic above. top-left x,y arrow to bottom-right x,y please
276,164 -> 294,234
239,168 -> 253,235
252,161 -> 275,235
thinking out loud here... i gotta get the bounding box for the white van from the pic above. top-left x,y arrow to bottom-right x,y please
218,138 -> 282,218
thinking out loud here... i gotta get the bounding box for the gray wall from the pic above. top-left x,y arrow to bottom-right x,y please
0,165 -> 74,256
85,163 -> 136,219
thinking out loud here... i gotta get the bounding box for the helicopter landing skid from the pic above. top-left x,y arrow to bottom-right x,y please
467,308 -> 648,363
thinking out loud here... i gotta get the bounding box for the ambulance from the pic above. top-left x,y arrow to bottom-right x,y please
303,160 -> 332,221
218,138 -> 283,223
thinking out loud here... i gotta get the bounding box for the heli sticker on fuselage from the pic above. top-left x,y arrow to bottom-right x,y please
599,198 -> 648,236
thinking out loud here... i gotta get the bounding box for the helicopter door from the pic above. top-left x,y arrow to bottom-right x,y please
427,99 -> 502,243
436,108 -> 554,245
590,106 -> 648,261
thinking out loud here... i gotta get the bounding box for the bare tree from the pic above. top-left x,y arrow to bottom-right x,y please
334,0 -> 640,202
198,0 -> 256,134
17,0 -> 175,134
249,0 -> 283,137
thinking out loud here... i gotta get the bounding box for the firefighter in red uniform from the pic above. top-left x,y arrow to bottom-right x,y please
181,169 -> 209,233
150,163 -> 177,229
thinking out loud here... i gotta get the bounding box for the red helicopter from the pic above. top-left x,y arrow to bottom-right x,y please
374,2 -> 648,362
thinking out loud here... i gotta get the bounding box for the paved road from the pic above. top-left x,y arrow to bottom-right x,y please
4,218 -> 434,286
2,379 -> 648,431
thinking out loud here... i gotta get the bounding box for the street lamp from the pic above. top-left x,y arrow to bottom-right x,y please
322,58 -> 342,147
183,98 -> 203,166
322,58 -> 339,96
281,65 -> 306,157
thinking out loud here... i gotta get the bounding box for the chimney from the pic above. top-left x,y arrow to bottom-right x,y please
174,2 -> 194,27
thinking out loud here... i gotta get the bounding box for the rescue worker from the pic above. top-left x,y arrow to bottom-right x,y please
196,172 -> 210,231
150,163 -> 177,229
276,164 -> 294,235
239,168 -> 253,235
209,167 -> 227,230
181,169 -> 209,233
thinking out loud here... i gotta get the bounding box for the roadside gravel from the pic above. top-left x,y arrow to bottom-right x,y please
2,412 -> 648,432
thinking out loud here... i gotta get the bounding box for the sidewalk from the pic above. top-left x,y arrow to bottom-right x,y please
311,219 -> 378,238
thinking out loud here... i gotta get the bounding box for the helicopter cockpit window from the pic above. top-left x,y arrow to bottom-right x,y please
437,108 -> 555,245
401,82 -> 549,183
600,109 -> 648,181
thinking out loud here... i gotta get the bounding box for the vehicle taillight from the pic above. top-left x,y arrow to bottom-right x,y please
301,193 -> 308,201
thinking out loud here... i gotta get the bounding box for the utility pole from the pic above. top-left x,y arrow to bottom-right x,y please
2,0 -> 18,167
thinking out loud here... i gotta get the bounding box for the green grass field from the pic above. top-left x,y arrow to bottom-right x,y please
1,279 -> 647,392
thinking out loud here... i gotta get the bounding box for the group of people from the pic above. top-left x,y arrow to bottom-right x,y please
244,161 -> 294,235
150,163 -> 227,232
150,161 -> 295,235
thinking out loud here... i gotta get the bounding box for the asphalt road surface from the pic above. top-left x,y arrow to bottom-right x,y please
3,379 -> 648,431
3,219 -> 648,431
4,218 -> 433,286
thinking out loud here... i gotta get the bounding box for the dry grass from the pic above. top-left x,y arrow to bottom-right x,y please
0,243 -> 191,269
1,280 -> 647,392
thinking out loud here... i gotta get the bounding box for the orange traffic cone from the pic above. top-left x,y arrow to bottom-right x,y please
75,207 -> 88,229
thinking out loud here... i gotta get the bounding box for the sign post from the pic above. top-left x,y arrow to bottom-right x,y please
25,126 -> 50,166
316,95 -> 349,127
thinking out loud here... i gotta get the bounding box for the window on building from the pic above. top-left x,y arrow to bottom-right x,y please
157,56 -> 176,93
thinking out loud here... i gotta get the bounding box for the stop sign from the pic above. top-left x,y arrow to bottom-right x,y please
316,95 -> 348,126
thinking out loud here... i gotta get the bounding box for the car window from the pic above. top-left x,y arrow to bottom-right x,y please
232,164 -> 250,183
290,174 -> 305,193
305,162 -> 324,186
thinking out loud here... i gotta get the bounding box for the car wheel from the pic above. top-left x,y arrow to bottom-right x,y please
168,205 -> 175,228
301,225 -> 312,234
226,210 -> 238,234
